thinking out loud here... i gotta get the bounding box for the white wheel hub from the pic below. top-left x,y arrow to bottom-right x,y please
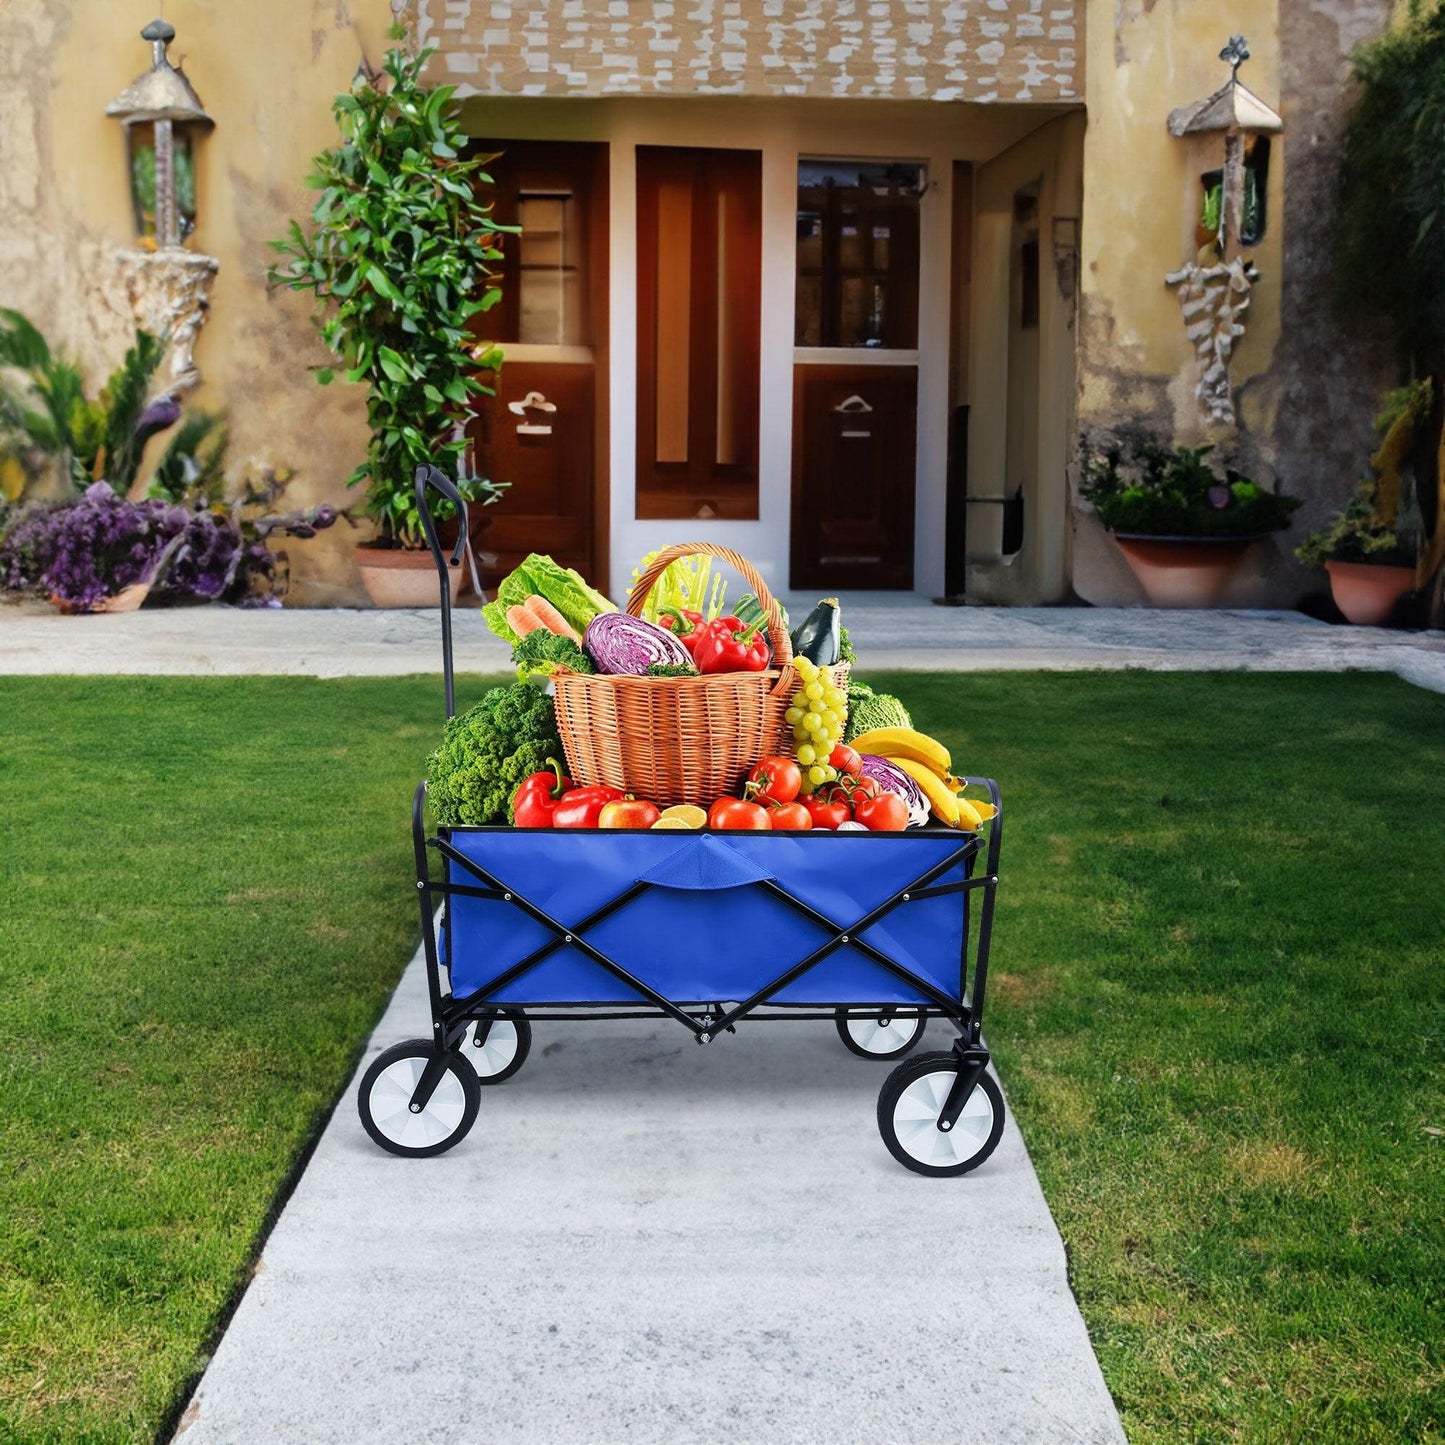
847,1012 -> 920,1055
366,1054 -> 467,1149
892,1068 -> 995,1169
466,1018 -> 519,1077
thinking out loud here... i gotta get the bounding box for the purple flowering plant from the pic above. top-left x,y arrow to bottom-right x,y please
0,470 -> 349,611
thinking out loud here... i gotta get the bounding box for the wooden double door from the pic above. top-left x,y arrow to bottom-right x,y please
464,141 -> 609,591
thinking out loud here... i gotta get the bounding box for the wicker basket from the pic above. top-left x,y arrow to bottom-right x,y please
552,544 -> 831,808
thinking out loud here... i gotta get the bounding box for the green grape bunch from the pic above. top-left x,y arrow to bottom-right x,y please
784,657 -> 848,793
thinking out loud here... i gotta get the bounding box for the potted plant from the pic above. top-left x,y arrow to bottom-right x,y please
270,42 -> 506,607
1079,432 -> 1301,607
1295,385 -> 1427,625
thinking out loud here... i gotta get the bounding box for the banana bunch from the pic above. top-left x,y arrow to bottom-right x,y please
848,726 -> 998,831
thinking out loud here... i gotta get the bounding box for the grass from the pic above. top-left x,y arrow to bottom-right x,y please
893,669 -> 1445,1444
0,675 -> 466,1445
0,670 -> 1441,1443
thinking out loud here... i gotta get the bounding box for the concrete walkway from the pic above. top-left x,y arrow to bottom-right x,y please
178,942 -> 1126,1445
3,594 -> 1444,690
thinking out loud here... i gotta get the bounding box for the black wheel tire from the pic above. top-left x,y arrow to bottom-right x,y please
462,1008 -> 532,1085
358,1039 -> 480,1158
835,1008 -> 925,1060
877,1051 -> 1005,1177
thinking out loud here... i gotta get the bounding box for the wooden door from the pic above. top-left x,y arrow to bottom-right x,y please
465,140 -> 608,591
790,366 -> 917,590
469,362 -> 594,582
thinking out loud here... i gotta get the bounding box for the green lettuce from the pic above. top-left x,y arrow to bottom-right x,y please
482,553 -> 615,644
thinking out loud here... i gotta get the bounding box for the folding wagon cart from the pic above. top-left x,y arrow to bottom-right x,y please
357,470 -> 1009,1177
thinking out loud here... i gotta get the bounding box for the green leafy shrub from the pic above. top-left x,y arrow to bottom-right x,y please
270,45 -> 507,547
1079,433 -> 1300,538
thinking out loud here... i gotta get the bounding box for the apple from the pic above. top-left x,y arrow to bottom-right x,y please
598,797 -> 661,829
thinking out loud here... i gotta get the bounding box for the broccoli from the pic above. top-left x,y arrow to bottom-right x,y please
645,661 -> 698,677
427,683 -> 563,826
838,625 -> 857,665
511,629 -> 595,685
844,691 -> 912,742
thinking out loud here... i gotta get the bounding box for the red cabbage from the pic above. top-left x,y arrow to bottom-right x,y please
858,754 -> 929,828
584,612 -> 693,675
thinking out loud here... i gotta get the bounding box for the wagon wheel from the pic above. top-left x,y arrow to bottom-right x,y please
876,1051 -> 1004,1177
463,1009 -> 532,1084
358,1040 -> 480,1158
834,1008 -> 925,1060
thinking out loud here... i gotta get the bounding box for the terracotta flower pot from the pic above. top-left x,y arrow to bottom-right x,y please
1324,560 -> 1416,626
1112,535 -> 1258,609
355,547 -> 463,608
50,582 -> 151,614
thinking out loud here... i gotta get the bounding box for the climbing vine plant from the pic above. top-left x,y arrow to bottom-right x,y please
1337,1 -> 1445,600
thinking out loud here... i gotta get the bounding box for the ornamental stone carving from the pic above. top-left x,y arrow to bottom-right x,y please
110,248 -> 219,394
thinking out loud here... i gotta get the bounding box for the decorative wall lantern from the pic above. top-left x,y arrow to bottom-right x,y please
106,19 -> 214,250
1164,36 -> 1283,429
101,18 -> 219,396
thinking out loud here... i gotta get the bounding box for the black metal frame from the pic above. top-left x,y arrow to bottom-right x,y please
403,464 -> 1004,1117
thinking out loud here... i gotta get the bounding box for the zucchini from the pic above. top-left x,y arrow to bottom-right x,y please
735,592 -> 786,659
790,597 -> 841,666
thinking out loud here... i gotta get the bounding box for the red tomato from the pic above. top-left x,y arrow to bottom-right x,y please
829,744 -> 863,778
708,797 -> 771,831
801,794 -> 850,830
598,798 -> 662,829
768,801 -> 812,831
747,755 -> 802,805
855,792 -> 909,832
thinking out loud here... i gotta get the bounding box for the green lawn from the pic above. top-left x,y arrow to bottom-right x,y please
0,671 -> 1441,1443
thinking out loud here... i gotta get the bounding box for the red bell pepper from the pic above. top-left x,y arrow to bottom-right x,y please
657,607 -> 704,654
512,760 -> 572,828
552,783 -> 626,829
693,616 -> 769,675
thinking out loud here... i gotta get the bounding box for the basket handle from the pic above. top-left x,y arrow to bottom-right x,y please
626,543 -> 793,673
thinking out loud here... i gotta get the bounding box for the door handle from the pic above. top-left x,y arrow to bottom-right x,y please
508,389 -> 556,435
833,393 -> 874,414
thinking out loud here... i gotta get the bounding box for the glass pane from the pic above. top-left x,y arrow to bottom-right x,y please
838,210 -> 862,272
795,274 -> 822,347
654,178 -> 692,464
518,190 -> 584,346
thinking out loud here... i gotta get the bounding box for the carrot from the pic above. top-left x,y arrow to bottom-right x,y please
506,604 -> 541,637
523,594 -> 581,643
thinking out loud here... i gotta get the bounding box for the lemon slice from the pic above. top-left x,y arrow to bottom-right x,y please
659,804 -> 707,828
651,816 -> 692,829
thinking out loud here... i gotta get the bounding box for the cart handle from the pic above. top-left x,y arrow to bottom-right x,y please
415,464 -> 469,721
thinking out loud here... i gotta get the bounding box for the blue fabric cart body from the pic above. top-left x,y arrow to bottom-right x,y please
442,830 -> 978,1007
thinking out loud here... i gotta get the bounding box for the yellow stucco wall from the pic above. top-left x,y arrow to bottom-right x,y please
1073,0 -> 1289,604
0,0 -> 387,603
0,0 -> 1390,608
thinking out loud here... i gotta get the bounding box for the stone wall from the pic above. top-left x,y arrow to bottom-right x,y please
419,0 -> 1082,103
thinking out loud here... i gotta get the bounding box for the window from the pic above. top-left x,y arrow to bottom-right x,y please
795,160 -> 922,349
477,142 -> 600,350
516,189 -> 584,346
636,146 -> 761,519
